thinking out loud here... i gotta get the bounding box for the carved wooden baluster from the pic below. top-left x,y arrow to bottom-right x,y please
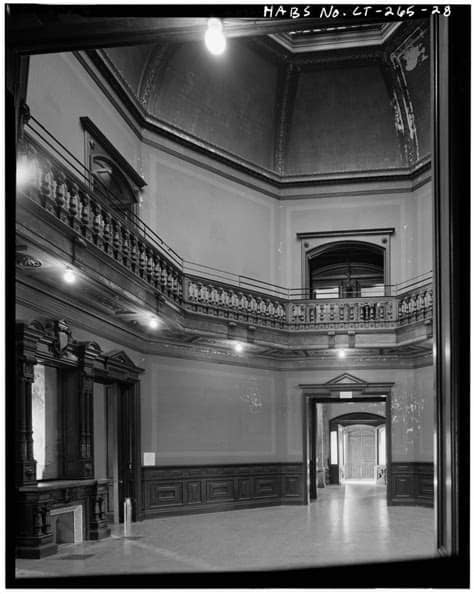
55,170 -> 68,221
138,242 -> 146,278
145,248 -> 154,283
102,210 -> 111,254
79,192 -> 92,241
129,235 -> 138,273
208,285 -> 215,305
121,228 -> 130,267
172,270 -> 179,298
91,199 -> 103,248
69,183 -> 80,232
40,159 -> 54,211
160,262 -> 167,292
328,303 -> 334,321
169,269 -> 176,297
165,266 -> 173,295
338,303 -> 344,321
111,220 -> 121,259
188,280 -> 196,301
349,303 -> 355,321
387,301 -> 394,321
152,256 -> 161,289
379,302 -> 385,321
177,273 -> 183,301
398,297 -> 405,321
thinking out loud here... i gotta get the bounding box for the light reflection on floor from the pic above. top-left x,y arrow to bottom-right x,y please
16,482 -> 435,577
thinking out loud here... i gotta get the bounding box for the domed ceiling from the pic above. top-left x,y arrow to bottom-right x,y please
95,19 -> 430,181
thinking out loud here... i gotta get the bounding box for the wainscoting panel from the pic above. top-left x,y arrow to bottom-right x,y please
142,463 -> 304,517
389,462 -> 434,507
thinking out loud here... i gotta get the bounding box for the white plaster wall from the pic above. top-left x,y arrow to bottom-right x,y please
143,356 -> 282,465
140,144 -> 279,283
27,53 -> 142,172
414,365 -> 435,461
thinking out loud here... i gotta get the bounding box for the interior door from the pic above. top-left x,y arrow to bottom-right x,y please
117,382 -> 139,522
309,401 -> 317,499
345,426 -> 376,479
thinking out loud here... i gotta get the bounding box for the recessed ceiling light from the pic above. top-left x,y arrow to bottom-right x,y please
63,268 -> 76,284
205,18 -> 226,55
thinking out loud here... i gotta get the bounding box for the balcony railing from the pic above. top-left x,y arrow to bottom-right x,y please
18,118 -> 433,332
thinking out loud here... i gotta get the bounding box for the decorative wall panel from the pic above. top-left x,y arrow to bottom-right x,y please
142,463 -> 304,517
389,462 -> 434,506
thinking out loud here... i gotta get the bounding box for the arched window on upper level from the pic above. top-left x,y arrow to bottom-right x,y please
308,241 -> 385,299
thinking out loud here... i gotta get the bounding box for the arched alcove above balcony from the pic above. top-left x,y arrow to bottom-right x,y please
297,228 -> 394,298
308,241 -> 385,299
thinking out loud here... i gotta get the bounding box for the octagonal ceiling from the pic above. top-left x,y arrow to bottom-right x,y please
93,18 -> 430,181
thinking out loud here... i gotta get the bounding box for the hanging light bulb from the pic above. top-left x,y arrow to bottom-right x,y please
205,18 -> 226,55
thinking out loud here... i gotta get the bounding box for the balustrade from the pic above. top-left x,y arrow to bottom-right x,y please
287,298 -> 397,327
185,278 -> 287,327
20,137 -> 433,333
24,139 -> 183,307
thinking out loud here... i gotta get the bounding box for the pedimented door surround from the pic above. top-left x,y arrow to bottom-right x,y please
15,319 -> 144,558
300,373 -> 394,504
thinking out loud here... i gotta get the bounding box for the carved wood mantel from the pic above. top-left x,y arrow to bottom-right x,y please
14,319 -> 144,558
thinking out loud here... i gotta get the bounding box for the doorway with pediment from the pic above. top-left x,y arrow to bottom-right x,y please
300,373 -> 393,504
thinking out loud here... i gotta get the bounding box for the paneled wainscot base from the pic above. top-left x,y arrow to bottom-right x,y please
142,463 -> 305,517
388,462 -> 434,507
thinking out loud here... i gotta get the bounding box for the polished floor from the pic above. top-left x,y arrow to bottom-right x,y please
16,483 -> 435,577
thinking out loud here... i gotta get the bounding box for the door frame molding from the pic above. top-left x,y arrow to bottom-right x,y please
300,378 -> 393,504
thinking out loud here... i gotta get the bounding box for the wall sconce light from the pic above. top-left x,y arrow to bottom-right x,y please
148,317 -> 160,330
337,348 -> 346,359
233,341 -> 244,353
63,268 -> 77,284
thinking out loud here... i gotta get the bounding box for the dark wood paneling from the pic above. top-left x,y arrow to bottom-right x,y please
206,479 -> 234,502
254,476 -> 280,499
186,481 -> 202,505
389,462 -> 434,507
147,482 -> 183,508
142,463 -> 304,518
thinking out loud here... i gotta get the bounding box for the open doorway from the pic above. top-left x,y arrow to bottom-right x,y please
329,412 -> 386,487
304,394 -> 390,502
93,380 -> 141,524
